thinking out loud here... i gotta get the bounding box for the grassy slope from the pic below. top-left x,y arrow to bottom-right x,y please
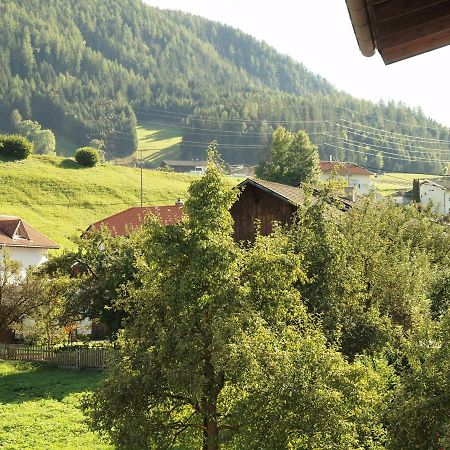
0,155 -> 193,249
375,172 -> 439,195
116,121 -> 183,166
0,361 -> 111,449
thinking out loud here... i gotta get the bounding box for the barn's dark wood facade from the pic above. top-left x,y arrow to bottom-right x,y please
230,179 -> 304,241
346,0 -> 450,64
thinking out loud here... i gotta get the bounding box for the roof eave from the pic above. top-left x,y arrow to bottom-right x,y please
0,243 -> 59,249
346,0 -> 376,57
237,178 -> 300,207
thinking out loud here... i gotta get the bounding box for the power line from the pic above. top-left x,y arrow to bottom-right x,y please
325,134 -> 450,160
323,142 -> 450,163
135,104 -> 449,133
335,105 -> 446,131
331,138 -> 450,163
335,128 -> 450,153
332,119 -> 450,144
129,114 -> 450,146
135,108 -> 323,125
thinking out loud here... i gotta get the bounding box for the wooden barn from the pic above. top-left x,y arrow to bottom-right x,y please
231,178 -> 354,242
346,0 -> 450,64
231,178 -> 304,241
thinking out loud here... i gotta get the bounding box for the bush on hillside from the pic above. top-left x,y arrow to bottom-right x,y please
75,147 -> 100,167
0,134 -> 33,159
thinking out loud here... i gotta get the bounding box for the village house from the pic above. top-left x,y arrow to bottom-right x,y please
419,178 -> 450,215
231,178 -> 353,241
85,204 -> 184,237
87,181 -> 320,244
319,161 -> 374,195
160,160 -> 208,174
0,215 -> 59,278
86,179 -> 355,245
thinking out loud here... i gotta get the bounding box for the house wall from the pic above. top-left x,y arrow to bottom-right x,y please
0,246 -> 49,279
420,183 -> 450,214
320,173 -> 373,195
230,184 -> 297,241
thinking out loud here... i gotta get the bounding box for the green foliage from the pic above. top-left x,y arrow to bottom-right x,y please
88,139 -> 105,151
9,109 -> 22,130
34,129 -> 56,155
289,196 -> 449,358
83,155 -> 387,449
15,119 -> 56,155
256,126 -> 320,185
18,274 -> 74,346
430,271 -> 450,318
0,134 -> 32,159
0,361 -> 111,449
46,228 -> 141,336
0,253 -> 59,334
75,147 -> 100,167
17,119 -> 41,142
387,313 -> 450,449
0,0 -> 448,167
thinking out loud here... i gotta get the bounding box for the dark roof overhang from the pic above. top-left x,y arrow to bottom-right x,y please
346,0 -> 450,64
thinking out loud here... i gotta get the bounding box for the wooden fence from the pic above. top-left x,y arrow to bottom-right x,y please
0,344 -> 110,369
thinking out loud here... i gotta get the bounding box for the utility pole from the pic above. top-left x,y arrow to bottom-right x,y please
140,150 -> 143,207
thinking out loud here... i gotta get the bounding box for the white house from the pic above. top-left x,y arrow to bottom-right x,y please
419,178 -> 450,215
319,161 -> 374,195
0,215 -> 59,278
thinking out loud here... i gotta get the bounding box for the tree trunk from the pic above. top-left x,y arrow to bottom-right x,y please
202,411 -> 219,450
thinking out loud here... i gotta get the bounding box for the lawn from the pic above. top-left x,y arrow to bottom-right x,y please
116,122 -> 183,166
375,171 -> 438,195
0,155 -> 193,249
0,360 -> 111,449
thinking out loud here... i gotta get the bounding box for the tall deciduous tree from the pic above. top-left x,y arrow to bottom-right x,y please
289,195 -> 449,358
34,129 -> 56,155
83,150 -> 387,449
256,126 -> 320,186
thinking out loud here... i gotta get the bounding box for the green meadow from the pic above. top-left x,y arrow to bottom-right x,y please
115,121 -> 183,166
0,361 -> 111,449
375,171 -> 438,195
0,155 -> 193,249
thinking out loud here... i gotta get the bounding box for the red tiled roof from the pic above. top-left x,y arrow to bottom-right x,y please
85,205 -> 184,237
0,216 -> 59,249
320,161 -> 372,176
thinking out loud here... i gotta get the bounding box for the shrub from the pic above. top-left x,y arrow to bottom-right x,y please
0,134 -> 33,159
75,147 -> 100,167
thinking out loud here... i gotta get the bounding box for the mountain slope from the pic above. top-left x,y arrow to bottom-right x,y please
0,155 -> 193,249
0,0 -> 449,172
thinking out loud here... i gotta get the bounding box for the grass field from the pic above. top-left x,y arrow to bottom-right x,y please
116,121 -> 183,166
0,360 -> 111,449
375,172 -> 438,195
0,155 -> 194,249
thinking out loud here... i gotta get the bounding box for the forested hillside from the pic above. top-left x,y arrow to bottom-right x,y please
1,0 -> 449,172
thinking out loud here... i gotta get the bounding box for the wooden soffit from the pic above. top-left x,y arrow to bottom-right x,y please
347,0 -> 450,64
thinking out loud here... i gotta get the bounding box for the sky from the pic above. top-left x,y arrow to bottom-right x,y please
143,0 -> 450,127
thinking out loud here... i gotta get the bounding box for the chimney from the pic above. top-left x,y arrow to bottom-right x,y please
175,198 -> 184,206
